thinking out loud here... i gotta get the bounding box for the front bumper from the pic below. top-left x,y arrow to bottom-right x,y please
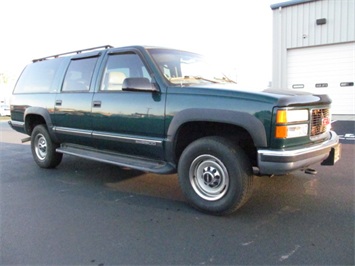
257,131 -> 340,175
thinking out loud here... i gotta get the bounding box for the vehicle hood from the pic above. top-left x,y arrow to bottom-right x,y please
181,84 -> 332,107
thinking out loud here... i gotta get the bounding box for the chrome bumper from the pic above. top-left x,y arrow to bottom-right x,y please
257,131 -> 340,175
8,120 -> 26,133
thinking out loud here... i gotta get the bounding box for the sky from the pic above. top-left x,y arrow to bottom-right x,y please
0,0 -> 281,93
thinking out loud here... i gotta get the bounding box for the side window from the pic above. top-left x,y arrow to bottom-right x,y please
14,58 -> 64,93
101,53 -> 151,91
62,57 -> 98,92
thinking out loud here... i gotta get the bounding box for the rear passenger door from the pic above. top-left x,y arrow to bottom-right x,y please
91,50 -> 166,159
53,53 -> 101,146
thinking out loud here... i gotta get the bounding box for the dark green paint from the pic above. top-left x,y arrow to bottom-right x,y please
9,45 -> 333,165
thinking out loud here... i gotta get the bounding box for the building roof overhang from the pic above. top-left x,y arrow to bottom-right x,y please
270,0 -> 318,10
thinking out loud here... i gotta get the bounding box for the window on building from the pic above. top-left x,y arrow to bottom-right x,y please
340,82 -> 354,87
315,83 -> 328,88
292,84 -> 304,89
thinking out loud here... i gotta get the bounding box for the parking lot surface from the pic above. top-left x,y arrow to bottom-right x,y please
1,120 -> 354,265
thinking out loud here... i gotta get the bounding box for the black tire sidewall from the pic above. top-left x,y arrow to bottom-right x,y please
31,125 -> 62,168
178,137 -> 252,215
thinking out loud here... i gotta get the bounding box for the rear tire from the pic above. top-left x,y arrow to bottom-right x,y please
31,125 -> 63,168
178,136 -> 254,215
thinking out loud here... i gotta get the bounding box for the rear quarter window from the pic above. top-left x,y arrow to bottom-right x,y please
14,58 -> 65,94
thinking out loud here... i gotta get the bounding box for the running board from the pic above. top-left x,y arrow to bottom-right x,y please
56,144 -> 175,174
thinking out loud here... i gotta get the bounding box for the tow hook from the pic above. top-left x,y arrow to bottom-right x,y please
305,168 -> 317,175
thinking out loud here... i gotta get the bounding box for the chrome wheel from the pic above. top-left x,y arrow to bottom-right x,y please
34,133 -> 47,161
178,137 -> 254,215
31,125 -> 63,168
189,154 -> 229,201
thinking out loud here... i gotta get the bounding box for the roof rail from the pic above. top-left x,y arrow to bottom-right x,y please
32,45 -> 113,62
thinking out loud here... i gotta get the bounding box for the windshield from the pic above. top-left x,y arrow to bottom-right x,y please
148,49 -> 236,86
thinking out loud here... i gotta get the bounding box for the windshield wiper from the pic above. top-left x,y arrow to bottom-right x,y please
214,74 -> 237,84
169,76 -> 220,85
187,76 -> 219,84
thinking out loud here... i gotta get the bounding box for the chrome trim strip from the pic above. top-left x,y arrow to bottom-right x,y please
53,126 -> 92,137
92,131 -> 163,147
53,127 -> 163,146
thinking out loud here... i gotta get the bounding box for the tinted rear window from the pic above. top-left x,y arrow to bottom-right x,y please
14,58 -> 64,93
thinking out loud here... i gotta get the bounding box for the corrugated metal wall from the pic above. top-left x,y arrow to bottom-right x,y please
285,0 -> 355,48
271,0 -> 355,88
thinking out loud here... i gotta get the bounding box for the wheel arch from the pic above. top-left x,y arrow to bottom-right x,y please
24,107 -> 59,143
165,108 -> 268,165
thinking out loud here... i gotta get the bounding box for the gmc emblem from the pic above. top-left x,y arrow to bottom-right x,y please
322,117 -> 330,126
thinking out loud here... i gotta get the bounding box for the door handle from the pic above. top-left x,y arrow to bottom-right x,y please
55,100 -> 62,106
93,101 -> 101,108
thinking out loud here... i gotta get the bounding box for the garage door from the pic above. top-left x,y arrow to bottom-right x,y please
287,42 -> 355,115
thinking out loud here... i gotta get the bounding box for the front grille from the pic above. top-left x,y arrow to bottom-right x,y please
311,108 -> 330,136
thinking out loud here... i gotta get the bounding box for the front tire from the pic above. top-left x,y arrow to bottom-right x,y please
31,125 -> 63,168
178,136 -> 254,215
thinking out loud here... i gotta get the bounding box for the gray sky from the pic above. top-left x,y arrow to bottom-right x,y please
1,0 -> 281,89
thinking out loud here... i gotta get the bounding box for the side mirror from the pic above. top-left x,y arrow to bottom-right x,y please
122,78 -> 158,92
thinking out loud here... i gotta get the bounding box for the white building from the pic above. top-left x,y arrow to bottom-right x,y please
271,0 -> 355,115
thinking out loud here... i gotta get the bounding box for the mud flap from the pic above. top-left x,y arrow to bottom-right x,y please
321,144 -> 341,166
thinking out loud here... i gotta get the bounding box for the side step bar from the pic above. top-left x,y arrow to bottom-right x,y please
56,144 -> 175,174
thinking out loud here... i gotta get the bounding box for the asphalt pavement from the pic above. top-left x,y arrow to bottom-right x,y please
1,119 -> 354,265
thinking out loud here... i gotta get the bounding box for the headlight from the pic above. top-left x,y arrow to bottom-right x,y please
276,109 -> 309,123
275,109 -> 309,139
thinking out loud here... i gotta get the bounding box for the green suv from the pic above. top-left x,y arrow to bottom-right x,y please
9,45 -> 340,215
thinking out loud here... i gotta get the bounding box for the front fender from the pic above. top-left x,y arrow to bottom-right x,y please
165,108 -> 268,161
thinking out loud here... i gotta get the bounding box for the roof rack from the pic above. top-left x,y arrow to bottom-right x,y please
32,45 -> 113,62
